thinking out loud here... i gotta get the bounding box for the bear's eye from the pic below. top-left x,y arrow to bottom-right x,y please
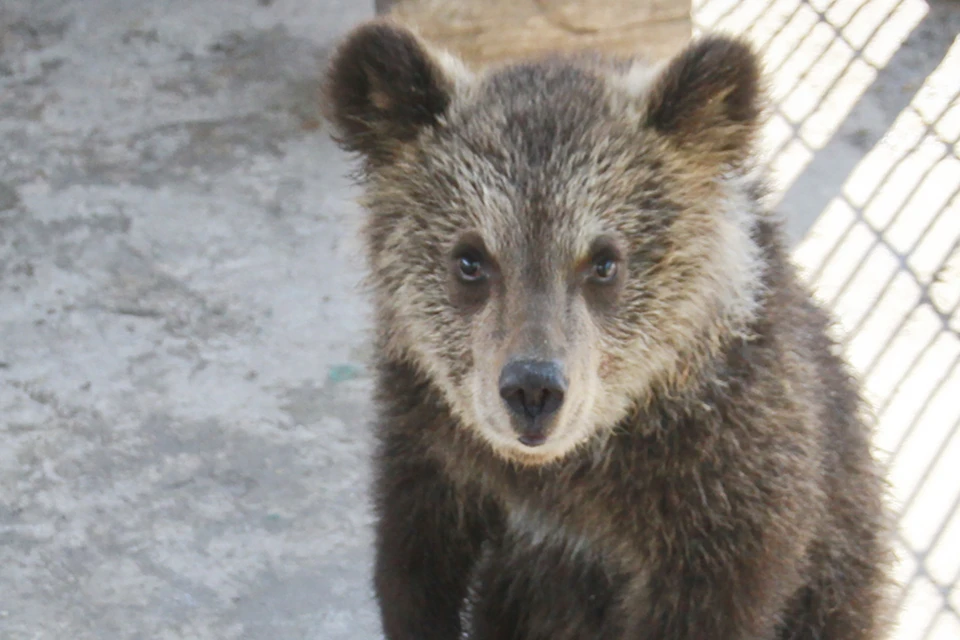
459,256 -> 482,279
454,249 -> 486,283
592,258 -> 618,282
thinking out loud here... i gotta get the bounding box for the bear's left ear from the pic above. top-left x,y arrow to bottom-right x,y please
323,20 -> 463,168
644,35 -> 764,166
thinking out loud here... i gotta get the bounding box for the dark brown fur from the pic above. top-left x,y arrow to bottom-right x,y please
323,20 -> 893,640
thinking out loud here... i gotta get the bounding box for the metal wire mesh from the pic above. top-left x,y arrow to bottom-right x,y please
694,1 -> 960,638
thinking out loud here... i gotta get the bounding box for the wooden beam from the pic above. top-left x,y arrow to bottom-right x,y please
377,0 -> 692,66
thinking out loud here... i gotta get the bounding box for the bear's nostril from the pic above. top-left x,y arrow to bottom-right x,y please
501,387 -> 557,418
498,359 -> 567,422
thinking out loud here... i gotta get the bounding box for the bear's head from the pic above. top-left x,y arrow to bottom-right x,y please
324,21 -> 768,465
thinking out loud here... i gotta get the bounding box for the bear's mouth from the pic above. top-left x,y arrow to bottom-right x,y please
518,432 -> 548,447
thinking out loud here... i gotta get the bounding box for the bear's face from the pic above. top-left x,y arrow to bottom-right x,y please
325,23 -> 766,464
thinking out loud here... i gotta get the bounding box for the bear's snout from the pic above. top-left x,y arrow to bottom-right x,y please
498,359 -> 567,446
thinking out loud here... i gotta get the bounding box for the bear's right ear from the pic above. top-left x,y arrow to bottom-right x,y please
643,35 -> 764,167
323,21 -> 460,167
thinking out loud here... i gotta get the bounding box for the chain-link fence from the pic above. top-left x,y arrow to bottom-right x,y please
695,1 -> 960,638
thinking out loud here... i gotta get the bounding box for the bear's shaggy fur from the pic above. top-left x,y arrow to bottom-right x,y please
323,20 -> 893,640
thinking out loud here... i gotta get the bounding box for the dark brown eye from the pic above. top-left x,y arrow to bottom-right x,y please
591,257 -> 618,283
455,249 -> 486,283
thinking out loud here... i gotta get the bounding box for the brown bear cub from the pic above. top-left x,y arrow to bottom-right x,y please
323,20 -> 892,640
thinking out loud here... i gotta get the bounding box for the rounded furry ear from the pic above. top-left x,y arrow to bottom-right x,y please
644,35 -> 764,164
323,20 -> 459,167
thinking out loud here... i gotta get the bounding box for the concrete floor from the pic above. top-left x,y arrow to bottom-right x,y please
0,1 -> 380,638
1,0 -> 957,638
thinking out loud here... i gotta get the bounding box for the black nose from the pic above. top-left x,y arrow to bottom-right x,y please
498,359 -> 567,423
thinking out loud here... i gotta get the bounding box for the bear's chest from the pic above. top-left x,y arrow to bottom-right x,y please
503,499 -> 596,556
497,491 -> 647,573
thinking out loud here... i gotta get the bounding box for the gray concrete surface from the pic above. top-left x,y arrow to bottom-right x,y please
1,1 -> 381,638
2,0 -> 958,638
